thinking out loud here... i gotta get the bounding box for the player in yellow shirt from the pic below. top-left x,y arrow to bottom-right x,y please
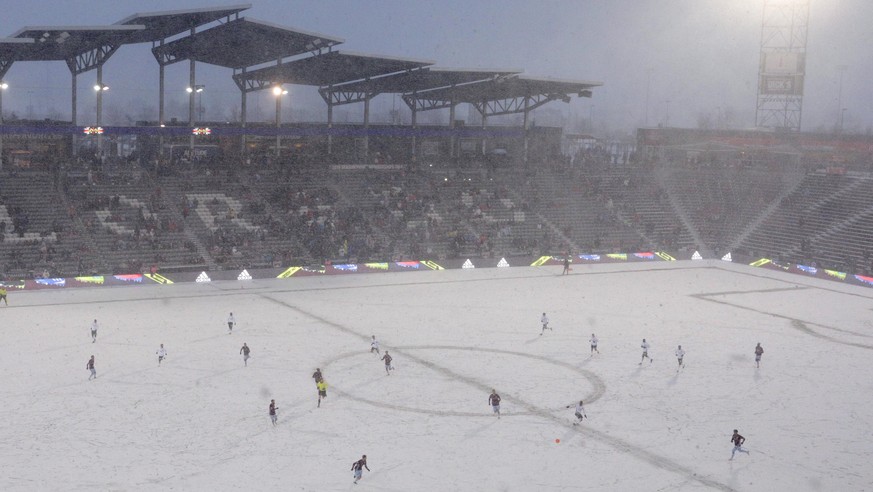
317,379 -> 328,407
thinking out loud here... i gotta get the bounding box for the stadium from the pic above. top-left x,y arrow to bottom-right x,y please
1,2 -> 872,491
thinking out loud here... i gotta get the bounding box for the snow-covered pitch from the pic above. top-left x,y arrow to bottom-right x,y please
3,260 -> 871,491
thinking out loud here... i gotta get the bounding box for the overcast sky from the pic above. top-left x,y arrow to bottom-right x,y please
1,0 -> 871,136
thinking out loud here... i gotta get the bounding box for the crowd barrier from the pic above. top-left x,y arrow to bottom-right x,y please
1,250 -> 870,291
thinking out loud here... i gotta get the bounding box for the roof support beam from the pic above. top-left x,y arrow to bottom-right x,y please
65,44 -> 120,75
472,93 -> 567,119
233,74 -> 273,94
318,87 -> 378,107
0,60 -> 13,81
401,94 -> 453,112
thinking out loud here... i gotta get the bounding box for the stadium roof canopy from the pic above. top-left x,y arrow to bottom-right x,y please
0,3 -> 602,130
115,4 -> 252,43
150,17 -> 344,69
414,74 -> 602,104
329,67 -> 522,94
234,50 -> 433,92
318,67 -> 522,108
6,26 -> 145,61
0,5 -> 254,78
402,74 -> 603,117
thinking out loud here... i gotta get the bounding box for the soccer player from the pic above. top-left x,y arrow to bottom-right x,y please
566,400 -> 587,424
489,389 -> 501,419
370,335 -> 380,355
312,368 -> 323,385
351,455 -> 370,484
381,352 -> 393,375
86,355 -> 96,380
0,286 -> 7,305
589,334 -> 599,355
730,429 -> 750,460
90,319 -> 98,343
317,379 -> 328,408
675,345 -> 685,370
269,399 -> 278,426
156,344 -> 167,366
240,343 -> 251,366
227,312 -> 235,333
562,256 -> 571,275
754,343 -> 764,368
640,338 -> 653,364
540,312 -> 551,335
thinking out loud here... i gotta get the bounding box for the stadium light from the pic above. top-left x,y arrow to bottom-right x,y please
93,83 -> 109,92
273,85 -> 288,157
185,85 -> 206,122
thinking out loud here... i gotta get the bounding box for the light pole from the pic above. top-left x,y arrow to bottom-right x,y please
186,85 -> 205,122
93,82 -> 109,152
836,65 -> 847,132
0,81 -> 7,170
840,108 -> 847,134
273,85 -> 288,157
645,68 -> 653,127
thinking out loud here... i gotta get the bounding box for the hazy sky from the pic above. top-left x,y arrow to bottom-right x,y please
1,0 -> 871,136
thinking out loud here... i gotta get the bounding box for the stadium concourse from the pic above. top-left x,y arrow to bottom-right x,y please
1,259 -> 872,491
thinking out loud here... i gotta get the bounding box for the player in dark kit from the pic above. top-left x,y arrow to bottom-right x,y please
754,343 -> 764,368
562,255 -> 571,275
312,368 -> 323,385
381,352 -> 393,375
489,389 -> 501,418
351,455 -> 370,484
240,343 -> 251,366
86,355 -> 96,380
730,429 -> 750,460
269,399 -> 278,426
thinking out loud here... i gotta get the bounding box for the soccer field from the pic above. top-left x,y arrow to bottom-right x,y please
2,261 -> 871,491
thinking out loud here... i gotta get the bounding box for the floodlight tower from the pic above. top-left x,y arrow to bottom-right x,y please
755,0 -> 810,132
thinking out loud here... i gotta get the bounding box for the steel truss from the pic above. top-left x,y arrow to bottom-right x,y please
402,92 -> 571,118
318,87 -> 378,106
65,44 -> 120,74
473,93 -> 570,118
0,59 -> 12,80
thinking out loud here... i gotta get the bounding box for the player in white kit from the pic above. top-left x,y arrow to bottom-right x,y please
640,339 -> 653,364
156,344 -> 167,366
540,313 -> 551,335
566,400 -> 587,424
227,312 -> 235,333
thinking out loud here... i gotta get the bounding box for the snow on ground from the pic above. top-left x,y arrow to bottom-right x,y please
2,260 -> 872,491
